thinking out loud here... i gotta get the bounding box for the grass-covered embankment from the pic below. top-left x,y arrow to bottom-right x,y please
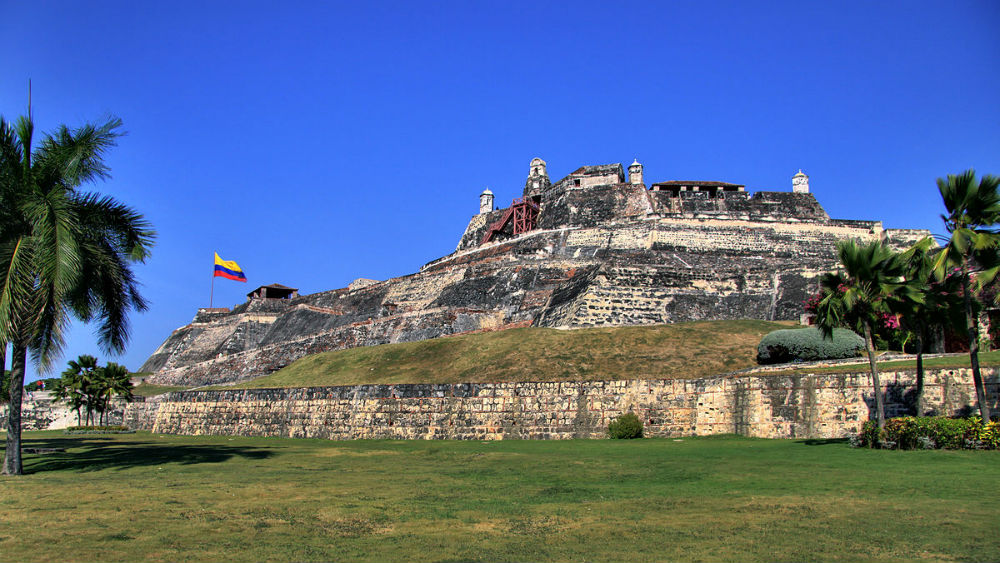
227,320 -> 794,388
131,383 -> 190,397
768,349 -> 1000,376
2,431 -> 997,562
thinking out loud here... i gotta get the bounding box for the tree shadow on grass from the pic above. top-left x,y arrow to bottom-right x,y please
21,436 -> 275,474
798,438 -> 850,446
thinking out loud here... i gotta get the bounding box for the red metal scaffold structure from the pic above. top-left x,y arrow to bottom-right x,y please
481,196 -> 540,244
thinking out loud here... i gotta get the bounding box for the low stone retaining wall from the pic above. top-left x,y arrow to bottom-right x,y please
123,367 -> 998,440
1,393 -> 135,431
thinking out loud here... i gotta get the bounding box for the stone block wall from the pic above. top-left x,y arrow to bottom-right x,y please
123,367 -> 998,441
1,393 -> 135,430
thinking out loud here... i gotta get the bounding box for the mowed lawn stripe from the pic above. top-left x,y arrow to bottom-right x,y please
1,431 -> 996,562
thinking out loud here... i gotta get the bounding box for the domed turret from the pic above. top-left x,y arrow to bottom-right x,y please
629,159 -> 644,186
792,170 -> 810,193
524,157 -> 551,197
479,188 -> 495,214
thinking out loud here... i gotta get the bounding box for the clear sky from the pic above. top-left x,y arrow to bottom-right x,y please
2,0 -> 999,380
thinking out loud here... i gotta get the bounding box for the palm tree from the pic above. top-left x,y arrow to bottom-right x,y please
933,170 -> 1000,422
895,239 -> 964,416
0,111 -> 154,475
94,362 -> 132,425
813,239 -> 918,430
0,343 -> 7,405
57,354 -> 100,424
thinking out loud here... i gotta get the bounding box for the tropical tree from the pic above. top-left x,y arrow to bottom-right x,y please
813,239 -> 920,429
94,362 -> 132,425
933,170 -> 1000,422
0,343 -> 7,405
55,354 -> 100,424
0,110 -> 154,475
895,239 -> 965,415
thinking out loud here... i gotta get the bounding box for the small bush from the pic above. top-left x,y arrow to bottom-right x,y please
855,416 -> 999,450
756,327 -> 864,364
608,412 -> 643,439
64,425 -> 133,435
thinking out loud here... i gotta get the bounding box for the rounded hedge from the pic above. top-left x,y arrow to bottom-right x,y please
756,327 -> 864,365
608,412 -> 643,439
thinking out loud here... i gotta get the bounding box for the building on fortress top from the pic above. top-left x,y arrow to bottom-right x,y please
247,283 -> 299,301
458,158 -> 840,251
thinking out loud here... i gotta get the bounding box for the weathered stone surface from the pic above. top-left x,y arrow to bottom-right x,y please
141,159 -> 932,386
0,392 -> 135,430
121,367 -> 998,440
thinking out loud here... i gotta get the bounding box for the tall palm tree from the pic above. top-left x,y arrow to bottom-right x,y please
813,239 -> 918,429
0,111 -> 154,475
895,238 -> 964,416
933,169 -> 1000,422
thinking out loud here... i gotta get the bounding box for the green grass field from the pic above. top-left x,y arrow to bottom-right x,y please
2,431 -> 997,562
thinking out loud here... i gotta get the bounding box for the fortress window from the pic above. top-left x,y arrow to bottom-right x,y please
574,179 -> 581,186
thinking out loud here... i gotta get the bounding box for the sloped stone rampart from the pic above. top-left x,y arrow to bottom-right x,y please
123,367 -> 998,440
141,159 -> 935,387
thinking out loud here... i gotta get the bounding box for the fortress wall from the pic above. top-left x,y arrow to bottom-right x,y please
1,395 -> 137,431
124,367 -> 998,440
147,308 -> 513,386
649,219 -> 882,256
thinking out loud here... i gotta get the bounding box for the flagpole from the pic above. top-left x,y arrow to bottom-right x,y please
210,257 -> 215,308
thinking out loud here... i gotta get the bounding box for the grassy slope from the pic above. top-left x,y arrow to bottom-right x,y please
228,320 -> 795,388
2,431 -> 997,563
771,349 -> 1000,376
132,383 -> 190,397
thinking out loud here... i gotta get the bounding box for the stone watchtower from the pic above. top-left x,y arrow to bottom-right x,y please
629,159 -> 644,186
792,170 -> 810,193
479,188 -> 494,214
524,157 -> 551,197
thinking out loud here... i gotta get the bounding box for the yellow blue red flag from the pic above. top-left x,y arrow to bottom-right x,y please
213,253 -> 247,282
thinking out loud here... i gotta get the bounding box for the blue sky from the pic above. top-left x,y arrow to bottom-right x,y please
2,1 -> 999,379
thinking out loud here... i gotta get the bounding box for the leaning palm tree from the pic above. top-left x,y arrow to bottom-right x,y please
813,239 -> 919,429
0,111 -> 154,475
933,169 -> 1000,422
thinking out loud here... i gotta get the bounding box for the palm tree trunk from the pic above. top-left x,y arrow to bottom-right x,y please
915,334 -> 925,417
3,343 -> 28,475
961,263 -> 992,421
863,322 -> 886,429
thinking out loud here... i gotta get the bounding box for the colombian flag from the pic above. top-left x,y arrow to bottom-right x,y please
214,253 -> 247,282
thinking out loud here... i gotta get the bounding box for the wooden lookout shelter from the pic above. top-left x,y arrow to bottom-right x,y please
247,283 -> 299,301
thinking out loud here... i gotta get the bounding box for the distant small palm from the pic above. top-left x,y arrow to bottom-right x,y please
95,362 -> 133,425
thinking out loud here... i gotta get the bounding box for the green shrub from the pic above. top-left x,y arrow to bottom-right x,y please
608,412 -> 643,439
64,425 -> 133,435
855,416 -> 999,450
756,327 -> 864,364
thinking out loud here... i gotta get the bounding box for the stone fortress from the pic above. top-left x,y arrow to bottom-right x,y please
141,158 -> 931,388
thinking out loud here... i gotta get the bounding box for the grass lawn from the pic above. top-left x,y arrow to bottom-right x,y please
131,383 -> 191,397
1,431 -> 997,562
771,350 -> 1000,376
